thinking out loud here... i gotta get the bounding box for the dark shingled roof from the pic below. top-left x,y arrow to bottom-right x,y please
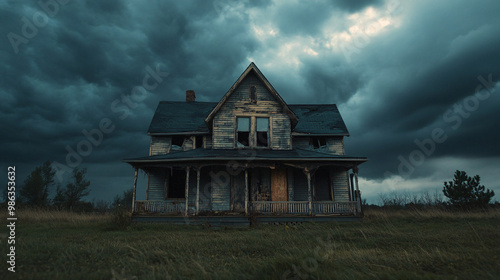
148,102 -> 349,136
289,104 -> 349,136
124,148 -> 368,164
148,101 -> 217,134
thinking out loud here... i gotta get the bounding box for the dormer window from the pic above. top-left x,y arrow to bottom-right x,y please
237,117 -> 250,147
249,85 -> 257,103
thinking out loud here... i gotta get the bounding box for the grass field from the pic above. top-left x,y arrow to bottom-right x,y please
2,208 -> 500,279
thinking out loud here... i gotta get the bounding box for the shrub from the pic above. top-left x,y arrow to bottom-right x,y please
443,170 -> 495,210
112,205 -> 131,229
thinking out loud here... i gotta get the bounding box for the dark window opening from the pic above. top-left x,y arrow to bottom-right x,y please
168,169 -> 186,198
195,136 -> 203,149
237,117 -> 250,147
256,117 -> 269,147
249,85 -> 257,103
311,137 -> 327,149
171,136 -> 185,150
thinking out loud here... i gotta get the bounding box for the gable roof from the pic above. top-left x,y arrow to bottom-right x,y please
148,102 -> 349,136
289,104 -> 349,136
148,101 -> 217,135
205,62 -> 298,125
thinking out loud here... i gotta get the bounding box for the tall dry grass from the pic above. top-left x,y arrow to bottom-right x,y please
364,207 -> 500,220
0,208 -> 111,224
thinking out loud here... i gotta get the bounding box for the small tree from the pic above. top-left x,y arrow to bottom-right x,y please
54,168 -> 91,209
20,161 -> 55,207
442,170 -> 495,209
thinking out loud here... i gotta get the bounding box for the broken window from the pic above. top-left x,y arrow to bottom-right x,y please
195,135 -> 203,149
171,136 -> 185,151
256,117 -> 269,147
168,169 -> 186,198
249,85 -> 257,103
237,117 -> 250,147
311,137 -> 327,149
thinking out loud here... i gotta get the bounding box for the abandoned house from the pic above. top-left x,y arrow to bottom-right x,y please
124,62 -> 368,222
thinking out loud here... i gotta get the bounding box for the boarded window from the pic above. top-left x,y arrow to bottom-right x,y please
237,117 -> 250,147
256,117 -> 269,147
249,85 -> 257,103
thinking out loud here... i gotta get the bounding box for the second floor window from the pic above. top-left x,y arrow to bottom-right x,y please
256,117 -> 269,147
237,117 -> 250,147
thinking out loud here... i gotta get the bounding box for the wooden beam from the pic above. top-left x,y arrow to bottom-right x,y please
132,168 -> 138,213
196,167 -> 201,215
185,166 -> 190,216
306,171 -> 312,216
354,167 -> 361,215
245,169 -> 249,215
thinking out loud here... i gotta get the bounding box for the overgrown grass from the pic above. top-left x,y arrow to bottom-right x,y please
2,208 -> 499,279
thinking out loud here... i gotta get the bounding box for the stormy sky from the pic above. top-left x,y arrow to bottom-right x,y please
1,0 -> 499,204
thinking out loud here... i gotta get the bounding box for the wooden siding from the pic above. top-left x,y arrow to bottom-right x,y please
212,72 -> 291,150
148,168 -> 166,200
331,168 -> 350,201
291,136 -> 344,155
210,167 -> 231,211
198,169 -> 212,211
327,137 -> 344,155
150,136 -> 171,156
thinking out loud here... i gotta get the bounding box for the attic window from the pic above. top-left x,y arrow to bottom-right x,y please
249,85 -> 257,103
311,137 -> 327,149
171,136 -> 185,151
237,117 -> 250,147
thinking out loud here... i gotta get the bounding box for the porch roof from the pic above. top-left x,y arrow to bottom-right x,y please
123,148 -> 368,166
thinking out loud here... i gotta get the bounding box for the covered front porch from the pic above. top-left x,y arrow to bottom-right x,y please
124,148 -> 367,218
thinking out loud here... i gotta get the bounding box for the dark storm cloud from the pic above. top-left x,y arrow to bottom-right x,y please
1,0 -> 499,203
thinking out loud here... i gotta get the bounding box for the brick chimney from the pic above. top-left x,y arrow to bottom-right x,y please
186,90 -> 196,102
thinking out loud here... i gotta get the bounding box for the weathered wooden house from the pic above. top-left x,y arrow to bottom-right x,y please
124,63 -> 367,223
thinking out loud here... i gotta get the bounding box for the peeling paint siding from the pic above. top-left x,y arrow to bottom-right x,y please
292,137 -> 310,149
204,135 -> 212,149
198,170 -> 212,211
211,167 -> 231,211
332,169 -> 350,201
327,137 -> 344,155
150,136 -> 171,155
148,168 -> 165,200
212,72 -> 291,150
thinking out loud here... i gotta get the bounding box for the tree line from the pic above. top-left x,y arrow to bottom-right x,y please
3,161 -> 132,212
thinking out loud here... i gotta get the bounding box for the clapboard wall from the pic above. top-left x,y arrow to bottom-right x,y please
212,72 -> 291,150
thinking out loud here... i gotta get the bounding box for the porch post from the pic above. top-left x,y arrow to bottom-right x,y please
185,166 -> 190,216
354,166 -> 361,214
244,169 -> 249,215
196,167 -> 200,215
306,170 -> 312,216
132,168 -> 138,213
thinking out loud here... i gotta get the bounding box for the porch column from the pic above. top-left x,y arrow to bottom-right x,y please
132,168 -> 138,213
306,170 -> 312,216
353,166 -> 361,214
196,167 -> 201,215
244,169 -> 249,215
185,166 -> 190,216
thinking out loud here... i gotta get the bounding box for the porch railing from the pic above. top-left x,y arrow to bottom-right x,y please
134,200 -> 359,215
134,200 -> 185,213
250,201 -> 358,215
